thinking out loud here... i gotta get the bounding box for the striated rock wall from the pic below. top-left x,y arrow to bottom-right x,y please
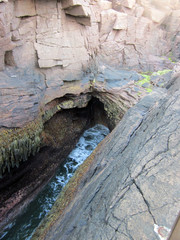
0,0 -> 179,127
0,0 -> 179,175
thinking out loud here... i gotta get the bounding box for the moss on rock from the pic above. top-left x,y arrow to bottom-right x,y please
0,116 -> 44,178
0,100 -> 63,178
0,94 -> 91,178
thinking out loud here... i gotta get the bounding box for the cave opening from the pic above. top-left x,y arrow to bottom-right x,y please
0,95 -> 111,231
42,96 -> 110,150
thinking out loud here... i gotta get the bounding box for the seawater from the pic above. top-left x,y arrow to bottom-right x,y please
0,124 -> 109,240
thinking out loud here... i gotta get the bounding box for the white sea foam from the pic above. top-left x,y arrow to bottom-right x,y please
55,124 -> 109,188
0,124 -> 109,240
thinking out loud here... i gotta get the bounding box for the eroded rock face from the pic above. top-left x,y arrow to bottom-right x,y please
0,1 -> 179,235
0,68 -> 45,127
0,0 -> 179,186
33,75 -> 180,240
0,105 -> 96,229
0,0 -> 179,129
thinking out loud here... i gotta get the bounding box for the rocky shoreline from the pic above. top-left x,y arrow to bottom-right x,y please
32,73 -> 180,240
0,0 -> 179,238
0,65 -> 179,236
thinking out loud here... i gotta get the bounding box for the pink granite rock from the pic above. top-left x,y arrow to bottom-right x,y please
15,0 -> 36,17
0,0 -> 179,128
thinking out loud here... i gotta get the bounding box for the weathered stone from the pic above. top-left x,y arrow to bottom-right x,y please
135,17 -> 151,40
0,52 -> 4,70
138,0 -> 175,23
112,0 -> 135,11
121,0 -> 136,9
59,94 -> 91,109
151,71 -> 172,87
10,17 -> 20,31
4,50 -> 16,66
65,5 -> 90,17
135,5 -> 144,18
38,59 -> 63,69
165,10 -> 180,32
35,0 -> 58,16
15,0 -> 36,17
98,0 -> 112,11
33,78 -> 180,240
0,0 -> 179,134
75,16 -> 91,26
113,12 -> 128,30
112,0 -> 122,11
11,42 -> 36,68
11,30 -> 20,41
35,43 -> 62,62
145,7 -> 167,23
100,9 -> 117,36
61,0 -> 87,10
0,68 -> 45,128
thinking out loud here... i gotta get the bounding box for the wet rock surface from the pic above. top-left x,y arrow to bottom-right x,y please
0,0 -> 179,238
35,77 -> 180,240
0,106 -> 99,229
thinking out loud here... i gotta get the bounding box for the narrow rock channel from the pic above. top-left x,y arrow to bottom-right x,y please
0,124 -> 109,240
0,96 -> 111,233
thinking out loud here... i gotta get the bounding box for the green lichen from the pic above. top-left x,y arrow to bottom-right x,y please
145,88 -> 153,93
137,91 -> 142,96
152,69 -> 172,76
137,68 -> 172,93
168,57 -> 176,63
60,100 -> 74,109
167,52 -> 176,63
136,74 -> 152,93
137,74 -> 151,86
42,104 -> 61,123
57,105 -> 61,111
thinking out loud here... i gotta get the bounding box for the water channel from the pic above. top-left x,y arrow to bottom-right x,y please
0,124 -> 109,240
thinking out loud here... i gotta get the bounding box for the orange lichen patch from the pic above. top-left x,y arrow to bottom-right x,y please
31,135 -> 110,240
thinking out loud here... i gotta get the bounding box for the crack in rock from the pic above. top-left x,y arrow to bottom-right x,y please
133,180 -> 156,224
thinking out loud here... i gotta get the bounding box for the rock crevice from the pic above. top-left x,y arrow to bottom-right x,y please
32,76 -> 180,240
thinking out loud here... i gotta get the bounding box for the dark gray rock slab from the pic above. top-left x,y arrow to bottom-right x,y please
41,76 -> 180,240
96,65 -> 141,88
151,71 -> 172,87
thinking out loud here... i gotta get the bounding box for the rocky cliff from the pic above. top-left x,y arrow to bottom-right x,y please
0,0 -> 180,237
0,0 -> 179,176
32,73 -> 180,240
0,0 -> 179,128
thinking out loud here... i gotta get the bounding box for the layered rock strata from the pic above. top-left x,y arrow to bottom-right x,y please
0,66 -> 146,177
0,0 -> 179,236
0,0 -> 179,214
0,0 -> 179,128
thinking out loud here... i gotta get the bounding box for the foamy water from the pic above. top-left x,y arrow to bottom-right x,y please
0,124 -> 109,240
